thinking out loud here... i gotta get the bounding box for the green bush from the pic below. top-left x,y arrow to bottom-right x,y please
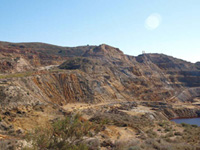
174,132 -> 182,136
164,131 -> 174,138
24,114 -> 101,150
157,128 -> 161,131
181,123 -> 191,128
114,140 -> 140,150
146,129 -> 158,138
164,127 -> 171,132
191,124 -> 198,128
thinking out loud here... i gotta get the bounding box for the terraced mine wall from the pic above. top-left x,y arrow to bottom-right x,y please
140,102 -> 200,119
163,108 -> 200,119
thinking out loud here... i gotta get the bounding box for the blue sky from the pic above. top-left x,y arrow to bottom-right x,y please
0,0 -> 200,62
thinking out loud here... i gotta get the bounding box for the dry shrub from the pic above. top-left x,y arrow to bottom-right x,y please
23,114 -> 102,150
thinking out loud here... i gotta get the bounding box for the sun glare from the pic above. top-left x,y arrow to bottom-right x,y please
145,13 -> 162,30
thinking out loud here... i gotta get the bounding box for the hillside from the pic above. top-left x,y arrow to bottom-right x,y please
0,41 -> 200,149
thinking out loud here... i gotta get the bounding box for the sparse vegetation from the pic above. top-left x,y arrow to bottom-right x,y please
0,71 -> 33,79
89,109 -> 154,130
113,140 -> 140,150
174,131 -> 182,136
23,114 -> 102,150
59,57 -> 96,70
146,129 -> 158,138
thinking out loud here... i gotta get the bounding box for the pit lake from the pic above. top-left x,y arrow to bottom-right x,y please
171,118 -> 200,126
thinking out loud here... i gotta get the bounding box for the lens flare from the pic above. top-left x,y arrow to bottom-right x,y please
145,13 -> 162,30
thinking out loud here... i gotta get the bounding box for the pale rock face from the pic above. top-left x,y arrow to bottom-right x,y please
15,57 -> 33,72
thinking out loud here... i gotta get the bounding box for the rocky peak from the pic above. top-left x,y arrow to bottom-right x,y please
83,44 -> 125,60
